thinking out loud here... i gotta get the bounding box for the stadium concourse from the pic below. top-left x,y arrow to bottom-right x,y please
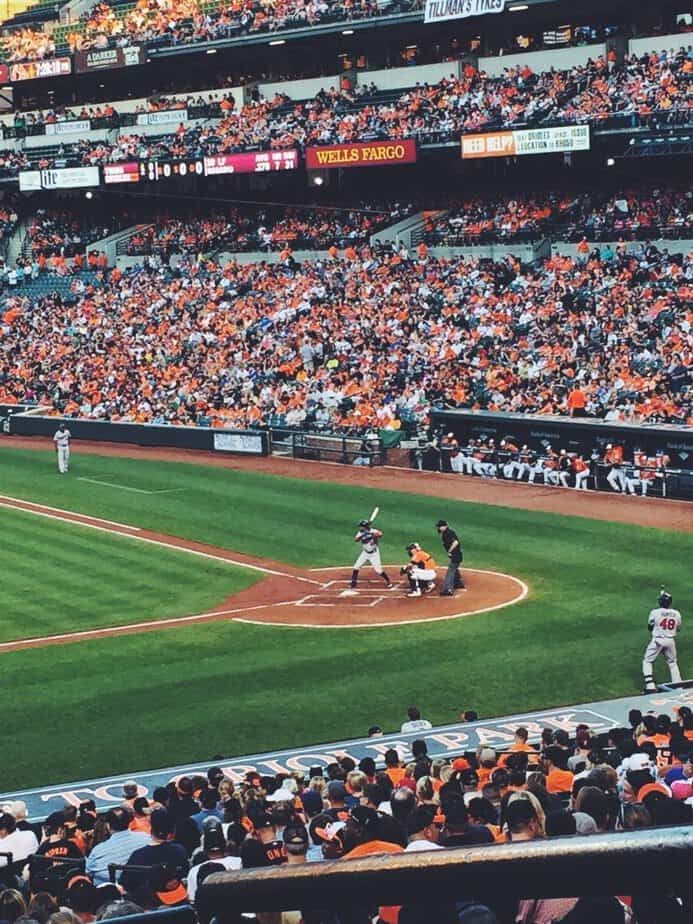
0,691 -> 692,923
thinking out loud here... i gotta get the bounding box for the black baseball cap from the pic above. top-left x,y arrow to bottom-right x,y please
406,805 -> 437,836
283,824 -> 309,848
436,520 -> 448,528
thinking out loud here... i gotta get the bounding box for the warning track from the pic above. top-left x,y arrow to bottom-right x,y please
0,495 -> 526,649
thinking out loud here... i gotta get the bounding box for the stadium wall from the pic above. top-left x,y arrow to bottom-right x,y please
629,32 -> 689,55
478,43 -> 604,77
5,412 -> 270,455
551,239 -> 693,258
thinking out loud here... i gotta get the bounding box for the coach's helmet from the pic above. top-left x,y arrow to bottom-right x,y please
659,588 -> 673,608
359,519 -> 370,528
406,543 -> 420,554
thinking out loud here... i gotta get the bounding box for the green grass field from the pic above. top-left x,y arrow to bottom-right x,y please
0,445 -> 691,791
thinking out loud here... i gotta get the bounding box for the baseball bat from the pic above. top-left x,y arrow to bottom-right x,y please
369,506 -> 379,523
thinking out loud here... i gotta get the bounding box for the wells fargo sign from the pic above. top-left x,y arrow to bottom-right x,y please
306,139 -> 417,169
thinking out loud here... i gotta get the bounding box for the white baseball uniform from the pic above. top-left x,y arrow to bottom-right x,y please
643,606 -> 682,689
353,529 -> 384,574
54,426 -> 71,473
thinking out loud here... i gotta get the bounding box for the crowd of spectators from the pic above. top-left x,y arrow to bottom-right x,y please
1,0 -> 417,63
422,185 -> 693,245
562,46 -> 692,127
28,209 -> 120,259
0,705 -> 691,922
0,48 -> 685,180
124,204 -> 405,256
0,241 -> 689,429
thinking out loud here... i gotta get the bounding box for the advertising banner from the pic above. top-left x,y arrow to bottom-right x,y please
203,149 -> 299,176
19,166 -> 100,191
305,139 -> 417,170
45,119 -> 91,136
424,0 -> 505,25
9,56 -> 72,82
136,109 -> 187,126
213,432 -> 265,454
103,162 -> 140,184
74,45 -> 145,73
461,124 -> 591,159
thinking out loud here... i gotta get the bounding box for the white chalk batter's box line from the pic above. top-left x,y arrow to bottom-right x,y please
295,594 -> 387,608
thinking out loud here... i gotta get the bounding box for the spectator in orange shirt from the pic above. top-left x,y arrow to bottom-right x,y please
544,746 -> 575,794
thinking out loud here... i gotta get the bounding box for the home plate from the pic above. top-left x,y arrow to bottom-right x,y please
339,589 -> 359,597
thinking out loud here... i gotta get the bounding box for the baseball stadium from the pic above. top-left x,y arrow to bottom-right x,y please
0,0 -> 692,918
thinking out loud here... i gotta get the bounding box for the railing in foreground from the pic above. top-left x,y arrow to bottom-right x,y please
197,826 -> 693,918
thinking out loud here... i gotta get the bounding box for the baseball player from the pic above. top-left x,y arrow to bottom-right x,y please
643,589 -> 683,693
605,443 -> 626,492
351,520 -> 393,590
401,543 -> 437,597
53,423 -> 71,474
557,449 -> 572,488
572,454 -> 590,491
515,445 -> 532,481
500,440 -> 520,479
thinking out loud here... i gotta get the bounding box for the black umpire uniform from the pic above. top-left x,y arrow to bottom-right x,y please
436,519 -> 465,595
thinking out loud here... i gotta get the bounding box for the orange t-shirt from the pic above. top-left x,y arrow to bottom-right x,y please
386,767 -> 405,787
546,768 -> 574,794
344,841 -> 404,924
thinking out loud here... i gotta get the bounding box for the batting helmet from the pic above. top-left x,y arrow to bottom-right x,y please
405,543 -> 420,553
358,519 -> 370,528
659,588 -> 673,608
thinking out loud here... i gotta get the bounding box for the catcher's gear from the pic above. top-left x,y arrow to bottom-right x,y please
400,565 -> 412,576
405,543 -> 420,553
659,588 -> 673,608
358,519 -> 370,528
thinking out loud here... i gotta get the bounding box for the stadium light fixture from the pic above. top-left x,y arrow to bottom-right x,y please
269,39 -> 286,45
206,48 -> 217,54
85,191 -> 93,199
508,4 -> 529,10
342,29 -> 354,35
313,176 -> 324,186
606,157 -> 615,166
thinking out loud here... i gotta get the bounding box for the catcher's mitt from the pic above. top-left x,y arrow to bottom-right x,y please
400,565 -> 412,576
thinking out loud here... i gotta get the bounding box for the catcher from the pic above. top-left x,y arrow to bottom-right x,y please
401,543 -> 438,597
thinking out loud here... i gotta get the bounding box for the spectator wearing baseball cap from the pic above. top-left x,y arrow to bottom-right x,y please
440,798 -> 493,847
186,822 -> 240,901
544,747 -> 575,794
325,781 -> 348,822
282,824 -> 309,866
404,805 -> 442,852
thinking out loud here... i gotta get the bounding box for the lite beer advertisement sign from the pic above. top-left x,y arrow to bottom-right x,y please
462,125 -> 591,159
425,0 -> 505,25
306,139 -> 417,170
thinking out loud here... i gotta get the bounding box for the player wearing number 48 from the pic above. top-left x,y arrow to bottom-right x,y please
642,588 -> 683,693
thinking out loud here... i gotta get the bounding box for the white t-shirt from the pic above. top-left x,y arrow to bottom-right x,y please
401,719 -> 433,734
648,607 -> 682,639
0,828 -> 39,864
405,839 -> 443,852
187,855 -> 241,901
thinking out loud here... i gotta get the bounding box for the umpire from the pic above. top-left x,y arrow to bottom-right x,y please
436,519 -> 465,595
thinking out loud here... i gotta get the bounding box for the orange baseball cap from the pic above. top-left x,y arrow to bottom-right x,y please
452,758 -> 470,771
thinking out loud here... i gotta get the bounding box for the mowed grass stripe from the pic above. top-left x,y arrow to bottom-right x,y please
0,506 -> 260,642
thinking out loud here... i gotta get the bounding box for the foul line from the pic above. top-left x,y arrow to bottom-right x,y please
0,495 -> 141,531
0,600 -> 300,652
77,477 -> 185,495
0,495 -> 322,586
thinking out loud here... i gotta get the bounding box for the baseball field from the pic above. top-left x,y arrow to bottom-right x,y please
1,439 -> 691,793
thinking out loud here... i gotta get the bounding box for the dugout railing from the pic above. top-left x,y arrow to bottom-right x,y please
270,428 -> 385,466
196,825 -> 693,919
